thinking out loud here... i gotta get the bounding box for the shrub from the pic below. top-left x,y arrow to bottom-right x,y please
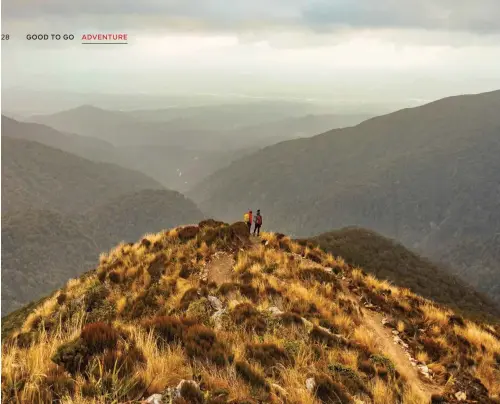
179,266 -> 193,279
147,256 -> 166,282
180,288 -> 200,310
449,315 -> 466,327
81,322 -> 120,354
370,355 -> 396,378
358,360 -> 376,377
97,268 -> 107,283
431,394 -> 447,403
246,343 -> 293,368
57,293 -> 67,305
319,319 -> 340,334
186,298 -> 212,324
420,337 -> 448,361
280,312 -> 304,326
218,283 -> 239,296
101,345 -> 146,377
51,338 -> 90,375
232,303 -> 266,334
218,283 -> 258,302
265,285 -> 281,297
199,219 -> 225,229
299,267 -> 337,283
290,300 -> 319,317
81,382 -> 99,397
305,250 -> 323,264
238,270 -> 254,284
44,365 -> 75,397
14,332 -> 36,349
178,381 -> 204,403
235,361 -> 269,391
85,284 -> 110,312
178,226 -> 200,241
238,284 -> 259,302
142,316 -> 185,344
312,374 -> 353,403
108,270 -> 122,284
328,363 -> 369,396
201,222 -> 249,247
184,325 -> 230,366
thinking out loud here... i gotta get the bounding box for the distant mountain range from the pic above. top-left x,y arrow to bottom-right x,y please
1,134 -> 204,314
189,90 -> 500,307
24,106 -> 371,191
2,135 -> 163,215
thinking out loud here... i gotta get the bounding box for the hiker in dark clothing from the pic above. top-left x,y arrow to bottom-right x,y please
253,210 -> 262,236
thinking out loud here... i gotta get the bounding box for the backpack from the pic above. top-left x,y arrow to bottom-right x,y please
256,215 -> 262,225
244,213 -> 249,222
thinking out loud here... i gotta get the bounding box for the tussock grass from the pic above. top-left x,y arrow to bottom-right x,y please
372,378 -> 395,404
4,220 -> 500,403
421,303 -> 451,326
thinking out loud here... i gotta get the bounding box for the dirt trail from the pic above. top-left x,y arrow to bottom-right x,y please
205,235 -> 260,285
363,310 -> 443,400
206,253 -> 235,285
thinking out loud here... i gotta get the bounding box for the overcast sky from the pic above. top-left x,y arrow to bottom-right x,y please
2,0 -> 500,107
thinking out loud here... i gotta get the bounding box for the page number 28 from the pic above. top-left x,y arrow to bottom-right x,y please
2,34 -> 10,40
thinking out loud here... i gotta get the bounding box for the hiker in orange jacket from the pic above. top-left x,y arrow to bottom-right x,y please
253,209 -> 262,236
243,210 -> 252,233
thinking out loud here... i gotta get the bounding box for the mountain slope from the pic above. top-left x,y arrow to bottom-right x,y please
1,115 -> 114,162
2,222 -> 499,403
307,227 -> 500,321
1,136 -> 163,215
87,189 -> 205,242
189,90 -> 500,306
1,210 -> 99,316
1,190 -> 204,315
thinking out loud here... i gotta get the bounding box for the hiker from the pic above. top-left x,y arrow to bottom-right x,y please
253,210 -> 262,236
243,210 -> 252,233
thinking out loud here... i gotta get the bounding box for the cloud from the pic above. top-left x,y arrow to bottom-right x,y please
3,0 -> 500,35
301,0 -> 500,33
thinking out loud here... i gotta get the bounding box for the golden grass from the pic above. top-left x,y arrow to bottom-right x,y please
116,297 -> 128,315
22,297 -> 59,332
331,313 -> 355,334
416,351 -> 429,364
353,326 -> 377,352
402,384 -> 428,404
351,268 -> 364,283
475,352 -> 500,397
5,223 -> 500,403
364,274 -> 392,291
288,241 -> 303,255
200,367 -> 252,401
130,328 -> 191,394
455,323 -> 500,352
234,252 -> 251,273
371,379 -> 395,404
3,313 -> 86,403
328,349 -> 359,369
421,303 -> 450,326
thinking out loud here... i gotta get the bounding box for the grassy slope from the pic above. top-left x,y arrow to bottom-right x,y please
188,90 -> 500,307
308,227 -> 500,322
2,221 -> 499,403
1,190 -> 204,315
